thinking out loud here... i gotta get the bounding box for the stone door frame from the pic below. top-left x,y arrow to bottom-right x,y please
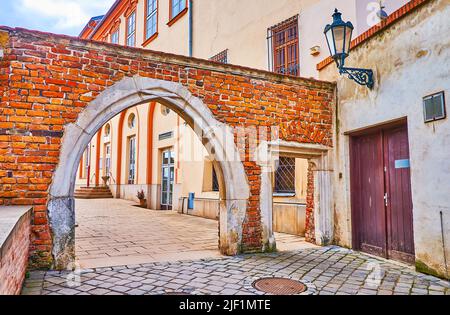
262,140 -> 333,246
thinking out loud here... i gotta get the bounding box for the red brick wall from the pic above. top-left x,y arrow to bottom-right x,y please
0,210 -> 31,295
0,27 -> 334,267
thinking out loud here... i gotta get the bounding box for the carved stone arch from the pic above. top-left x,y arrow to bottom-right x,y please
48,76 -> 250,269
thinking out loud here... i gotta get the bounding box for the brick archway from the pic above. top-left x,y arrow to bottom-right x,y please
48,76 -> 250,268
0,27 -> 335,269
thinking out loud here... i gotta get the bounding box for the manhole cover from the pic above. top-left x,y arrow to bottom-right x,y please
252,277 -> 307,295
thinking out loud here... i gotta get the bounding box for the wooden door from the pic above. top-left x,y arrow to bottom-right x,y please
384,126 -> 415,263
350,131 -> 387,258
350,122 -> 415,264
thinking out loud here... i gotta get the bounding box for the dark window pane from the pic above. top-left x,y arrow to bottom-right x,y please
274,157 -> 296,194
212,168 -> 219,192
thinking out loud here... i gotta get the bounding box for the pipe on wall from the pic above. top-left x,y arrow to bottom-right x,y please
188,0 -> 193,57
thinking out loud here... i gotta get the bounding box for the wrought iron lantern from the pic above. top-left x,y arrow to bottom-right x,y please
324,9 -> 374,89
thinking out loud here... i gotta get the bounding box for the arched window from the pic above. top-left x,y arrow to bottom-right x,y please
104,123 -> 111,137
161,105 -> 171,116
128,113 -> 136,129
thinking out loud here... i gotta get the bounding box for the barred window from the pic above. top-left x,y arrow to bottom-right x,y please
268,15 -> 300,76
274,157 -> 296,194
210,49 -> 228,64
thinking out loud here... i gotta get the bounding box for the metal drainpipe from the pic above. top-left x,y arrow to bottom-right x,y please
188,0 -> 193,57
440,211 -> 449,278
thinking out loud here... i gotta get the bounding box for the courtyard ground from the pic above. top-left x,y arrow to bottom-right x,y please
23,247 -> 450,295
21,199 -> 450,295
73,199 -> 314,269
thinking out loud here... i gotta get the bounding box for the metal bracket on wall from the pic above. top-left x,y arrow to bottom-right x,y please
340,66 -> 374,89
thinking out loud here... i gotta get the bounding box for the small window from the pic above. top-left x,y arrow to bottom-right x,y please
212,167 -> 219,192
128,113 -> 136,129
146,0 -> 158,40
111,29 -> 119,44
423,92 -> 446,123
274,157 -> 296,194
104,124 -> 111,137
210,49 -> 228,64
126,11 -> 136,47
170,0 -> 187,20
159,131 -> 173,141
161,105 -> 171,116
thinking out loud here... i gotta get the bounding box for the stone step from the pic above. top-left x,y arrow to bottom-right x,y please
74,192 -> 113,196
75,196 -> 114,199
74,186 -> 113,199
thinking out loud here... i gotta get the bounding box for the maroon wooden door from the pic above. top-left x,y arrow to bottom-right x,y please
350,123 -> 415,264
350,131 -> 387,258
384,126 -> 415,263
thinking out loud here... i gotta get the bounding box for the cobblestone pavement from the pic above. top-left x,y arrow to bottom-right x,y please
22,247 -> 450,295
74,199 -> 313,268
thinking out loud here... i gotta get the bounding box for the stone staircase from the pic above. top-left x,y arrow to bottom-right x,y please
74,186 -> 114,199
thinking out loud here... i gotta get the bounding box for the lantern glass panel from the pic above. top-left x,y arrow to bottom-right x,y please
325,28 -> 336,57
332,25 -> 345,55
344,26 -> 353,54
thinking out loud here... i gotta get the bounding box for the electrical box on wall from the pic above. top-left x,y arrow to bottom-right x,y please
423,91 -> 446,123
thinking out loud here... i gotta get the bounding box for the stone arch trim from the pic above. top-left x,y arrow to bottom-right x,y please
48,76 -> 250,269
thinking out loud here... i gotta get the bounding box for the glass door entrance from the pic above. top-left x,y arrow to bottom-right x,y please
161,149 -> 175,210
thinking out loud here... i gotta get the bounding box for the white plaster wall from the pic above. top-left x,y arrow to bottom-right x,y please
320,0 -> 450,278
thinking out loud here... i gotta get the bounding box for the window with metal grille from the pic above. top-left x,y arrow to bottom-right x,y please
126,11 -> 136,47
146,0 -> 158,40
423,92 -> 446,123
210,49 -> 228,64
274,157 -> 296,194
268,15 -> 299,76
212,167 -> 219,192
159,131 -> 173,141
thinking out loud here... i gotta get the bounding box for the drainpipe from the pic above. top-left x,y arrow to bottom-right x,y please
188,0 -> 193,57
440,211 -> 449,278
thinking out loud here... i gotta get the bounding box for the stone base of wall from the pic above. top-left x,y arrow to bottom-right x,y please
178,198 -> 220,220
273,202 -> 306,236
0,207 -> 32,295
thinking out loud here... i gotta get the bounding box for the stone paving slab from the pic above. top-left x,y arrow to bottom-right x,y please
74,198 -> 312,269
22,247 -> 450,296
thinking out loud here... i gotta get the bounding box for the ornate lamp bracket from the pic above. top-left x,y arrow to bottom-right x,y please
339,66 -> 374,89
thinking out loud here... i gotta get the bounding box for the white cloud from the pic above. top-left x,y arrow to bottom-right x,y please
16,0 -> 113,30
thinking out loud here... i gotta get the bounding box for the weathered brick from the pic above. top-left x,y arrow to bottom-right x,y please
0,27 -> 334,268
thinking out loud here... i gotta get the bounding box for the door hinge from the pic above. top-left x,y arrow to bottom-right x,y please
384,193 -> 388,207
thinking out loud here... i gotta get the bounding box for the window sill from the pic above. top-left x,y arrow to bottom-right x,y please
167,8 -> 188,27
273,193 -> 296,197
142,32 -> 159,47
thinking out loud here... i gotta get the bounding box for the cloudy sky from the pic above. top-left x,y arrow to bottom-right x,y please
0,0 -> 115,36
